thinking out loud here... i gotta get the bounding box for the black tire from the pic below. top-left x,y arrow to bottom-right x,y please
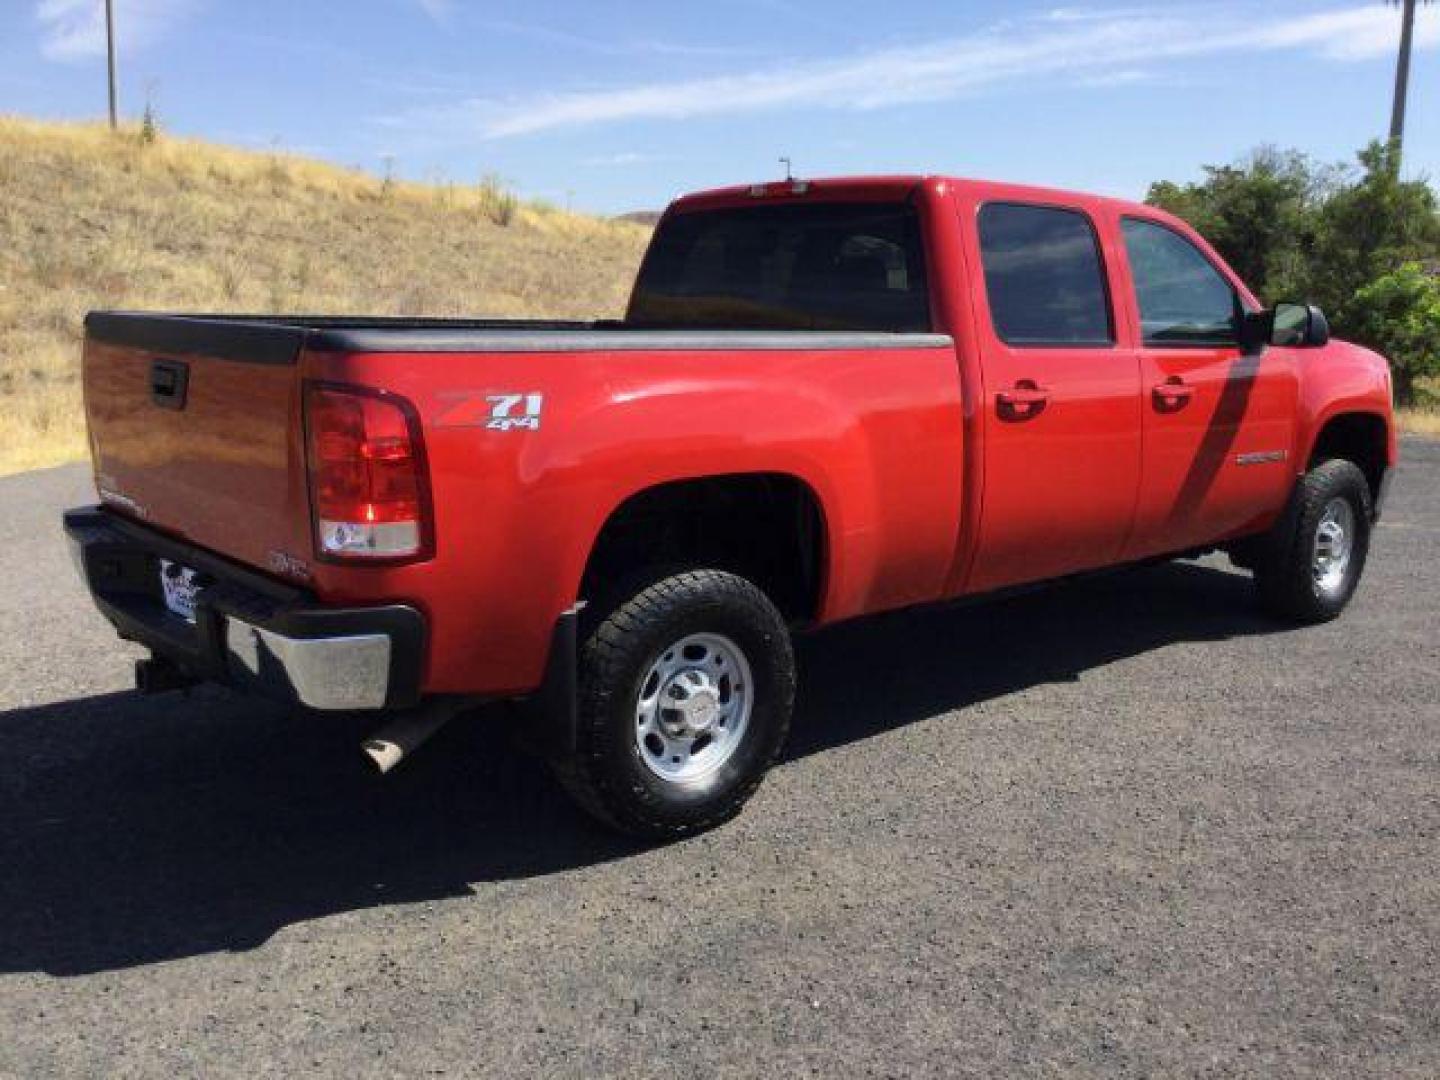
1254,458 -> 1372,623
552,570 -> 795,839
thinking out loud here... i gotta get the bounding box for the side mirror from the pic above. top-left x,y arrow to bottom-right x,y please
1269,302 -> 1329,348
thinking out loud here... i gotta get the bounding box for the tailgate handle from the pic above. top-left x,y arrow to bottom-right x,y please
150,359 -> 189,410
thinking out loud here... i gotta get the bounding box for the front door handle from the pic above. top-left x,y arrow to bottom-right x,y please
1152,377 -> 1194,410
996,382 -> 1050,420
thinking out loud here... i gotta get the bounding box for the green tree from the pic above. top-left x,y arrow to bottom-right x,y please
1147,142 -> 1440,313
1148,140 -> 1440,405
1145,147 -> 1331,304
1311,140 -> 1440,322
1349,263 -> 1440,406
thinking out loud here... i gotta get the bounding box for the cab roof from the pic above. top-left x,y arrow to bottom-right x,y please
663,173 -> 1256,311
668,174 -> 1155,219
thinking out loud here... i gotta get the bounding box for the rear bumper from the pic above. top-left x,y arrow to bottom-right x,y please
63,506 -> 425,710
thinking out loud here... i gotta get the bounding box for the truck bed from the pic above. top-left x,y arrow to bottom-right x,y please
81,309 -> 954,588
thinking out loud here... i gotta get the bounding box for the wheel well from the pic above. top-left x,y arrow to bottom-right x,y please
580,474 -> 826,624
1309,413 -> 1389,501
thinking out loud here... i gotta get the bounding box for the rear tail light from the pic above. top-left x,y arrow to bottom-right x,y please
304,383 -> 433,562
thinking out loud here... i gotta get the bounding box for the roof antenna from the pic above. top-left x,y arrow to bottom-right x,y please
779,156 -> 793,181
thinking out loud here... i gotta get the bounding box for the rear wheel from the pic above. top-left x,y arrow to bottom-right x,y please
1254,458 -> 1372,623
552,570 -> 795,838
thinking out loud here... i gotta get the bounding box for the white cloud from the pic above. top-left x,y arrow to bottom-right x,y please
1074,68 -> 1157,89
1251,5 -> 1440,61
36,0 -> 194,62
379,3 -> 1439,140
582,151 -> 663,167
36,0 -> 105,58
1041,6 -> 1157,23
469,18 -> 767,59
414,0 -> 453,25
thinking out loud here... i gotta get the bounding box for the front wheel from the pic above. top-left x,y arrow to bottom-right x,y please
1254,458 -> 1372,623
552,570 -> 795,839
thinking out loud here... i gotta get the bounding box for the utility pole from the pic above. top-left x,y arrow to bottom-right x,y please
1386,0 -> 1434,163
105,0 -> 118,130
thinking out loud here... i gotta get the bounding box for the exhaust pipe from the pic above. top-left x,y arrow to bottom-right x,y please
362,700 -> 462,774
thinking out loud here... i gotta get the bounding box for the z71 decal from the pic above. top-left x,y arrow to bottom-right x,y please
485,393 -> 544,431
435,392 -> 545,431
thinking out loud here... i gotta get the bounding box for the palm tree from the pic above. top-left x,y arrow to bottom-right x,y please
1387,0 -> 1432,161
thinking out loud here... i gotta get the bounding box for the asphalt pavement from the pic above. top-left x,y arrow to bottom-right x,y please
1,446 -> 1436,1078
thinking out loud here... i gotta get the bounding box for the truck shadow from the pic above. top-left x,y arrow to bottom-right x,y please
787,556 -> 1273,758
0,558 -> 1277,976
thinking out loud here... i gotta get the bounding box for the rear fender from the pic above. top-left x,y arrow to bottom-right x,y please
314,345 -> 964,698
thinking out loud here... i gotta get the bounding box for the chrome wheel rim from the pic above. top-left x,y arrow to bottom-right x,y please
1312,497 -> 1355,598
634,632 -> 752,783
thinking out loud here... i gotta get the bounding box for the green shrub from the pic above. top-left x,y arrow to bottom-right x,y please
477,173 -> 518,227
1349,263 -> 1440,407
139,102 -> 159,146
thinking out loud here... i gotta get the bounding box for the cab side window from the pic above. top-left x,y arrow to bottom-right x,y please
977,203 -> 1113,347
1121,218 -> 1239,346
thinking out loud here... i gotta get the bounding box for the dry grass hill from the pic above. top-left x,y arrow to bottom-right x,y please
0,116 -> 652,475
3,117 -> 1433,478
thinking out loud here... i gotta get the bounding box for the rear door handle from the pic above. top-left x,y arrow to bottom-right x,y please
1152,378 -> 1194,409
996,383 -> 1050,420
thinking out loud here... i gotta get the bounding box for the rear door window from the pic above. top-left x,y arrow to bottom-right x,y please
977,203 -> 1114,347
628,201 -> 931,332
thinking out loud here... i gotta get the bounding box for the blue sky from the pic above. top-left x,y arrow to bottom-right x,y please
3,1 -> 1438,214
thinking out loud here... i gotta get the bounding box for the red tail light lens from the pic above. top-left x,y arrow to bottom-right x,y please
304,383 -> 432,561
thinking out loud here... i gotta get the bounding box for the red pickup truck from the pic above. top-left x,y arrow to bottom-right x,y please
66,175 -> 1396,836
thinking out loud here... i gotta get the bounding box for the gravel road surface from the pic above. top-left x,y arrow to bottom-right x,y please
1,447 -> 1436,1078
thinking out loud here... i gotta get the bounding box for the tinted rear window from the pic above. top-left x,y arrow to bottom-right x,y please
628,201 -> 931,332
978,203 -> 1113,346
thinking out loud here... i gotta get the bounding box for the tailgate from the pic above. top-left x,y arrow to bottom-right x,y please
82,312 -> 313,574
